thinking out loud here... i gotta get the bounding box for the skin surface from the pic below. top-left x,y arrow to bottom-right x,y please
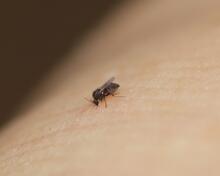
1,0 -> 220,175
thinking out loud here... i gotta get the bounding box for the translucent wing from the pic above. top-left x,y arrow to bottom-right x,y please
99,77 -> 115,90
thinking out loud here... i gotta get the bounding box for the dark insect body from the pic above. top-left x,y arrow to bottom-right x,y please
92,77 -> 120,106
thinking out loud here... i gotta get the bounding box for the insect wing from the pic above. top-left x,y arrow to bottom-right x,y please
99,77 -> 115,91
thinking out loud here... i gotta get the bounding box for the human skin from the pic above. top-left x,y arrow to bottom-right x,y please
1,0 -> 220,175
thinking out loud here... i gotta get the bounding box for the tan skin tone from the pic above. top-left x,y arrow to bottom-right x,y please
1,1 -> 220,175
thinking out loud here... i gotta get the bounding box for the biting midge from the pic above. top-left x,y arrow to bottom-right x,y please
90,77 -> 120,107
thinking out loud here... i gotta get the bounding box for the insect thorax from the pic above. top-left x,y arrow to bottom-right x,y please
92,89 -> 101,99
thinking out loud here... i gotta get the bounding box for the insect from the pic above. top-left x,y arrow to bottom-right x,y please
86,77 -> 120,107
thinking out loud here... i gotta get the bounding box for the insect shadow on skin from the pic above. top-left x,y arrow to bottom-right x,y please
85,77 -> 123,108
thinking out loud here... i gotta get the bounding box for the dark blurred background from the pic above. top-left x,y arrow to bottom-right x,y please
0,0 -> 121,129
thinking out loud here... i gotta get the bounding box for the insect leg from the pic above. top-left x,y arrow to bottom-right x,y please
104,97 -> 107,108
110,92 -> 125,97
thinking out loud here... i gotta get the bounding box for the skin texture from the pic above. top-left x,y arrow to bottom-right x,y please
1,0 -> 220,175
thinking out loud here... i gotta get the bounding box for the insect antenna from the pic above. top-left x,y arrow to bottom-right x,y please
84,97 -> 98,110
84,97 -> 93,104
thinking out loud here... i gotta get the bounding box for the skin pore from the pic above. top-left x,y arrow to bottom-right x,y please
1,0 -> 220,175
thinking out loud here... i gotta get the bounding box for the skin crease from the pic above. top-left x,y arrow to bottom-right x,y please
1,0 -> 220,175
